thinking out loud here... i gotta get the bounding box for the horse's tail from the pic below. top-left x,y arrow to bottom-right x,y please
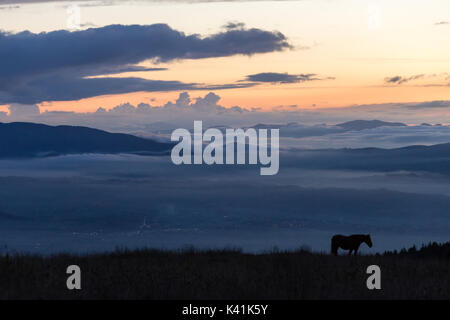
331,237 -> 338,255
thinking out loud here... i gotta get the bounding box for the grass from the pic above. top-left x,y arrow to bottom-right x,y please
0,243 -> 450,300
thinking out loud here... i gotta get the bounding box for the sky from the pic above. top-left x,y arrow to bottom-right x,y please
0,0 -> 449,118
2,0 -> 450,255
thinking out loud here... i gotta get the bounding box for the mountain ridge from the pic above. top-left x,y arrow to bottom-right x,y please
0,122 -> 173,158
335,119 -> 407,131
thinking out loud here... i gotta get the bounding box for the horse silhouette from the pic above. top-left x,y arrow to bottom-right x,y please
331,234 -> 372,255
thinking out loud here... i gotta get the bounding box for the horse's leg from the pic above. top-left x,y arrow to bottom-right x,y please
331,242 -> 337,255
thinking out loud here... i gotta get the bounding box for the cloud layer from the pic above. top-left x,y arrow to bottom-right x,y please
384,74 -> 425,85
0,23 -> 291,104
3,91 -> 450,150
384,73 -> 449,86
244,72 -> 324,84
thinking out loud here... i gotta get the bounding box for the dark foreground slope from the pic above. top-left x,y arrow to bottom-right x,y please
0,122 -> 173,158
1,243 -> 449,300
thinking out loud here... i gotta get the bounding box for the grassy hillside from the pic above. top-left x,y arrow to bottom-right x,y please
1,243 -> 449,300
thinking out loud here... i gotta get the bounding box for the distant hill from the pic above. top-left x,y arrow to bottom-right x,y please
346,141 -> 450,157
0,122 -> 173,158
336,120 -> 407,131
285,141 -> 450,173
240,120 -> 408,139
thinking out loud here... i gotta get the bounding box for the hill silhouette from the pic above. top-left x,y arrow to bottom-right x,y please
0,122 -> 173,158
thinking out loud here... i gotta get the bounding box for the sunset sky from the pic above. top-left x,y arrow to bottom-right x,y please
0,0 -> 449,114
3,0 -> 450,261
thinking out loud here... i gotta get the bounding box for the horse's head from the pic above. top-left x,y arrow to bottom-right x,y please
365,234 -> 373,248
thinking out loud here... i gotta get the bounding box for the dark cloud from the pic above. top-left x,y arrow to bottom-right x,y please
384,76 -> 402,84
384,73 -> 450,87
224,22 -> 246,30
0,23 -> 291,104
405,101 -> 450,110
0,76 -> 198,104
0,24 -> 291,80
244,72 -> 324,84
0,75 -> 257,105
84,66 -> 168,76
384,74 -> 425,85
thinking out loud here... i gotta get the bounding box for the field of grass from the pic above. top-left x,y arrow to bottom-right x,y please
0,243 -> 450,300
